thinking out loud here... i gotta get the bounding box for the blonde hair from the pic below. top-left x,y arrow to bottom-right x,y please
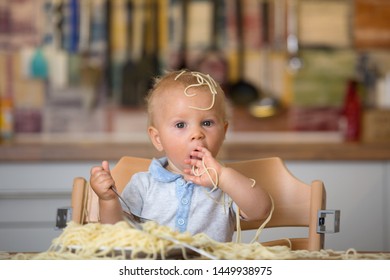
145,70 -> 228,126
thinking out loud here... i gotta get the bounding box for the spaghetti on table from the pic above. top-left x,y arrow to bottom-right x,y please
3,221 -> 390,260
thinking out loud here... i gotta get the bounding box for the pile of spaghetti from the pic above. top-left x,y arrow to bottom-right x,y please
7,221 -> 390,260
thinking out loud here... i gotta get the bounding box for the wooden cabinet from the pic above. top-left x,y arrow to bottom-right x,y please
0,161 -> 94,252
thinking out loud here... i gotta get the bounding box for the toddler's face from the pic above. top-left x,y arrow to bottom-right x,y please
148,84 -> 228,173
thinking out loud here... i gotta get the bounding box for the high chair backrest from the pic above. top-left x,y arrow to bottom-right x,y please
71,156 -> 326,251
226,157 -> 326,251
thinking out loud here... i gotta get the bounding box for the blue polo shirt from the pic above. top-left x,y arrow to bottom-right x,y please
120,157 -> 236,242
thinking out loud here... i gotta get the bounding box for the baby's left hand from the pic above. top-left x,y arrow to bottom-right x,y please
183,146 -> 223,189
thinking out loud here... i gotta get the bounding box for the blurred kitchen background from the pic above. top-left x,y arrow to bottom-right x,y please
1,0 -> 390,139
1,0 -> 390,253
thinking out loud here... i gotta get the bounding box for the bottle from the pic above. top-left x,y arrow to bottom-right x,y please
1,51 -> 15,143
0,97 -> 14,143
341,79 -> 361,142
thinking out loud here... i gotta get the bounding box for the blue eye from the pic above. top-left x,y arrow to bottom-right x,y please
175,122 -> 186,129
202,120 -> 213,127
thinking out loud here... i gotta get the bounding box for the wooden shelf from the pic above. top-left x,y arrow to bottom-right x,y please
1,138 -> 390,162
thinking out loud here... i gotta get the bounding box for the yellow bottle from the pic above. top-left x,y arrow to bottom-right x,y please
0,97 -> 14,142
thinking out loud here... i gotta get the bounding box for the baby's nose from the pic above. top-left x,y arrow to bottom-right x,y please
191,127 -> 205,140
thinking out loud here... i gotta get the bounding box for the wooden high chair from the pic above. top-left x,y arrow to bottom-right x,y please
71,156 -> 330,251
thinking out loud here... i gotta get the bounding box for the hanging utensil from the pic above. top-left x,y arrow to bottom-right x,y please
272,0 -> 286,51
286,0 -> 302,72
121,0 -> 159,107
64,0 -> 80,53
121,0 -> 138,106
78,0 -> 91,53
228,0 -> 259,106
134,0 -> 160,105
175,0 -> 189,70
149,0 -> 161,80
195,0 -> 228,90
249,0 -> 281,118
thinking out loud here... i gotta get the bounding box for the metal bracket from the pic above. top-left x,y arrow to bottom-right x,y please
55,207 -> 72,229
317,210 -> 340,234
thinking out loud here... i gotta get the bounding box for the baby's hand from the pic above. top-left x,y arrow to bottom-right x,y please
183,146 -> 223,189
90,160 -> 116,201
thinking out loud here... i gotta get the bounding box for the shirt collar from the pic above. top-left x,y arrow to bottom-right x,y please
149,157 -> 183,183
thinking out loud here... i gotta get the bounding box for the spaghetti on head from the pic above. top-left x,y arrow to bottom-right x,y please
145,70 -> 228,126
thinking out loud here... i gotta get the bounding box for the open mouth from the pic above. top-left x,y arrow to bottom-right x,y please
189,148 -> 202,160
190,155 -> 202,160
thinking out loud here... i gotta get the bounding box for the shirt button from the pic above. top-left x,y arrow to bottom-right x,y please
181,198 -> 189,205
177,178 -> 185,186
178,218 -> 185,225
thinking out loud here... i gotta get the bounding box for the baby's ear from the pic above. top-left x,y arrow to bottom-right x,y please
148,126 -> 164,152
224,121 -> 229,134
